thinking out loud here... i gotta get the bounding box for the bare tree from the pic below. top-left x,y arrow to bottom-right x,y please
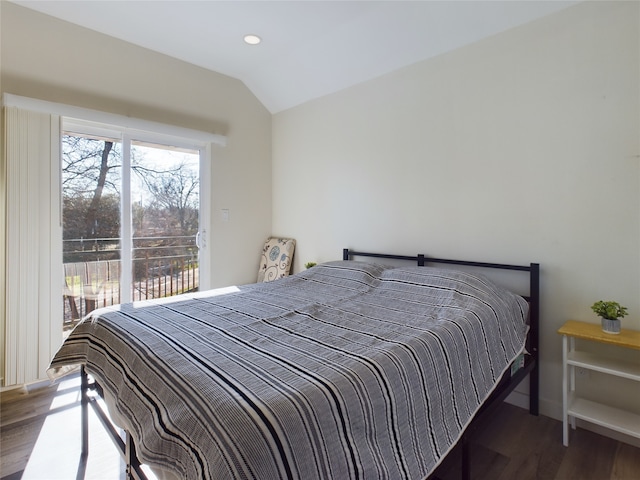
62,135 -> 120,198
85,141 -> 114,237
62,134 -> 199,267
62,136 -> 121,262
139,160 -> 199,234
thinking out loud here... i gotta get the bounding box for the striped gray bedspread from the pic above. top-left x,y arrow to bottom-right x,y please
48,261 -> 528,480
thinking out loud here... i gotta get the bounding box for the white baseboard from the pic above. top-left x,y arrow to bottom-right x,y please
0,377 -> 53,393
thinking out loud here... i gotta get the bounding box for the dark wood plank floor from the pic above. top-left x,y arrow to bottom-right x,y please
1,374 -> 639,479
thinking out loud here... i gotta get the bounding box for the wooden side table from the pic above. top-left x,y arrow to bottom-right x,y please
557,320 -> 640,446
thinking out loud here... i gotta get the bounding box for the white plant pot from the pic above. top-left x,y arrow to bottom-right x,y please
601,317 -> 621,334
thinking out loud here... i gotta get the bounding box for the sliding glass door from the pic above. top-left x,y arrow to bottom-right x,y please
61,126 -> 205,328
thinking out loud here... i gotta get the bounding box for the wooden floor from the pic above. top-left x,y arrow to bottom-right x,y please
431,404 -> 640,480
1,374 -> 639,479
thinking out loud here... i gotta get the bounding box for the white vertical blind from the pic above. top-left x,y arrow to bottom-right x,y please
4,106 -> 63,386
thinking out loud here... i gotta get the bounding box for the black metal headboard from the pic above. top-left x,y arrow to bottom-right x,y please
342,248 -> 540,415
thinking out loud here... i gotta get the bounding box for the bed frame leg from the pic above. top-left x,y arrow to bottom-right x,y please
125,430 -> 146,480
81,365 -> 89,458
126,432 -> 135,479
529,263 -> 540,417
530,362 -> 539,416
461,434 -> 471,480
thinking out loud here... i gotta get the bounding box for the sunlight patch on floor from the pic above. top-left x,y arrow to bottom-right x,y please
18,374 -> 161,480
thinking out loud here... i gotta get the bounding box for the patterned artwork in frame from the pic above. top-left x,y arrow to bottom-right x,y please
258,237 -> 296,282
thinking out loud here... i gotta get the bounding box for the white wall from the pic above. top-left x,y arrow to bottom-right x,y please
273,1 -> 640,429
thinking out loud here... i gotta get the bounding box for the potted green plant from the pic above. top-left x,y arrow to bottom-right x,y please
305,262 -> 317,269
591,300 -> 628,334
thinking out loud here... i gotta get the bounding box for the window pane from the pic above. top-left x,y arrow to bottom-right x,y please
61,135 -> 122,328
131,142 -> 200,301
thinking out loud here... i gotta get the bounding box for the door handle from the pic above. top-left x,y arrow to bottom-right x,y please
196,229 -> 206,249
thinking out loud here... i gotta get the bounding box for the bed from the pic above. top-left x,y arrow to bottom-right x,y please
48,249 -> 540,480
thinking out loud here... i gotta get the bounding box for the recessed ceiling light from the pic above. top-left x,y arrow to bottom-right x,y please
243,34 -> 261,45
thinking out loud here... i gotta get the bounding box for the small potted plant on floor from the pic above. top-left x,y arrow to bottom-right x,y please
591,300 -> 628,334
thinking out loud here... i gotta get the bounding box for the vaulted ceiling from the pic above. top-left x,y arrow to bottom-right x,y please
14,1 -> 578,113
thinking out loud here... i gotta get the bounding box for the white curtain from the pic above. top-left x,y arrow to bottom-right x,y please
3,106 -> 62,386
